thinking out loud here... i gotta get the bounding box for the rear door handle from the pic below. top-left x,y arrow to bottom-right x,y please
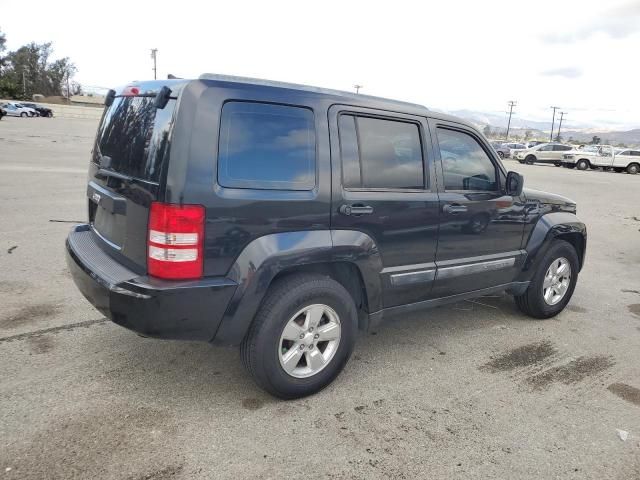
443,203 -> 468,214
339,204 -> 374,216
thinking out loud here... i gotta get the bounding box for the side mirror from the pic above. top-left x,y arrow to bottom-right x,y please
506,171 -> 524,196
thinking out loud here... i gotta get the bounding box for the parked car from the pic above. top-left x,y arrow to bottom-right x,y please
66,75 -> 587,399
490,141 -> 510,159
513,143 -> 573,166
0,102 -> 37,117
504,142 -> 527,155
562,145 -> 640,174
0,105 -> 6,120
21,102 -> 53,117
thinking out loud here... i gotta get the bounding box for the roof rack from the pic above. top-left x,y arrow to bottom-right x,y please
198,73 -> 427,110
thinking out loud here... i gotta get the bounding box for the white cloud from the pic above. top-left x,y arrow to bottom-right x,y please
1,0 -> 638,128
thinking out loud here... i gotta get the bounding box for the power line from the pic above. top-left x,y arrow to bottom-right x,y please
549,106 -> 560,142
505,101 -> 517,141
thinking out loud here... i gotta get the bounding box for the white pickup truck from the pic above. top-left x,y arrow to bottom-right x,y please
562,145 -> 640,174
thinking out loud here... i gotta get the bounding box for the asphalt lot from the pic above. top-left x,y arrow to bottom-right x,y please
1,116 -> 639,479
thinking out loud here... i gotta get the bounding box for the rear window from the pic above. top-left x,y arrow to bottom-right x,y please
93,96 -> 175,183
217,102 -> 316,190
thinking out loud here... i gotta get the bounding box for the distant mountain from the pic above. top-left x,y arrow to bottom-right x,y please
560,129 -> 640,146
442,109 -> 640,146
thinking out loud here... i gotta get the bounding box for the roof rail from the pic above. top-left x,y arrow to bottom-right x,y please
198,73 -> 427,110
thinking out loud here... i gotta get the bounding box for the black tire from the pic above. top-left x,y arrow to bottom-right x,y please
47,111 -> 53,118
554,162 -> 562,167
497,151 -> 504,159
518,160 -> 525,164
614,167 -> 624,173
241,273 -> 358,399
20,112 -> 27,118
514,240 -> 579,319
525,155 -> 536,165
576,159 -> 589,170
627,163 -> 640,175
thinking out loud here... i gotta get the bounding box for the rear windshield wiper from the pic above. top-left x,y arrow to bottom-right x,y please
97,168 -> 135,183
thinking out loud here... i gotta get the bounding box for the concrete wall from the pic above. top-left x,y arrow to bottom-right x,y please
1,99 -> 104,120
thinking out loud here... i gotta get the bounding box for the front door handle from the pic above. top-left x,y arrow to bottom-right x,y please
443,203 -> 468,214
339,204 -> 374,216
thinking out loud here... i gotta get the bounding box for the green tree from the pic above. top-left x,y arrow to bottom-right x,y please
0,30 -> 79,99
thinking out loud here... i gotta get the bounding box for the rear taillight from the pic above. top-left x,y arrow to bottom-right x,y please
147,202 -> 205,280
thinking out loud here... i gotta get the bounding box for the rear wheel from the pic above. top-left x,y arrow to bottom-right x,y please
627,163 -> 640,175
241,273 -> 358,399
515,240 -> 579,319
525,155 -> 536,165
576,159 -> 589,170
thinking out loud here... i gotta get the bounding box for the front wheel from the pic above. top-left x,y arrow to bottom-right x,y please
576,159 -> 589,170
627,163 -> 640,175
241,273 -> 358,399
20,112 -> 27,117
515,240 -> 579,319
525,155 -> 536,165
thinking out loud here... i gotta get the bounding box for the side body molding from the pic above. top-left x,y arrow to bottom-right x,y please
212,229 -> 383,345
519,211 -> 587,281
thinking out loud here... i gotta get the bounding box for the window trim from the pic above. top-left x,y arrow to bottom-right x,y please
337,111 -> 428,192
433,122 -> 504,194
216,100 -> 318,192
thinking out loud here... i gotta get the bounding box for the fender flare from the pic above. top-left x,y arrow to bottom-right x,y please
519,212 -> 587,282
212,229 -> 383,345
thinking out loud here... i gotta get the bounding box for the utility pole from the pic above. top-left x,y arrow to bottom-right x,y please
549,106 -> 560,142
353,84 -> 363,94
556,112 -> 566,142
66,70 -> 71,101
150,48 -> 158,80
22,71 -> 26,97
505,100 -> 517,141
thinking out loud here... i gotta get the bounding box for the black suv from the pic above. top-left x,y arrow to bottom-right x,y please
21,102 -> 53,117
66,75 -> 587,398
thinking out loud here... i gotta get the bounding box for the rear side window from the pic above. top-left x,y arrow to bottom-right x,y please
339,114 -> 424,189
218,102 -> 316,190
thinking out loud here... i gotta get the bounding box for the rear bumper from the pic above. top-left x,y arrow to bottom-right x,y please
66,224 -> 237,341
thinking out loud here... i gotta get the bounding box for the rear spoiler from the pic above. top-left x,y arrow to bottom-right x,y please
104,85 -> 173,109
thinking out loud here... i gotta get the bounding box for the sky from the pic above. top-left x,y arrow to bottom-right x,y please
2,0 -> 639,130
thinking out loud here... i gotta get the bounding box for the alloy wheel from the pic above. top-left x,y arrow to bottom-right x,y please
278,304 -> 341,378
542,257 -> 572,306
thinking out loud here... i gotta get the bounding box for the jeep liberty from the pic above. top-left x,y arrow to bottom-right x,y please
66,75 -> 587,398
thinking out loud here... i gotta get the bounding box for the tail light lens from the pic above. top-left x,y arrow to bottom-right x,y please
148,202 -> 205,279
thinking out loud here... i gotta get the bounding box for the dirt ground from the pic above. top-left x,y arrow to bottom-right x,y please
0,116 -> 639,479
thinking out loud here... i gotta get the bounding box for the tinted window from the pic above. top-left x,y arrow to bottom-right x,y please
339,115 -> 424,189
437,128 -> 498,192
539,145 -> 553,151
95,96 -> 175,182
218,102 -> 315,190
631,151 -> 640,157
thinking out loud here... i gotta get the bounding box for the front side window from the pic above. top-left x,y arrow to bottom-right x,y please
218,102 -> 316,190
436,128 -> 498,192
339,115 -> 424,189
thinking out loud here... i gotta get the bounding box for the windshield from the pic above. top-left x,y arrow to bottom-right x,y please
93,96 -> 176,183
